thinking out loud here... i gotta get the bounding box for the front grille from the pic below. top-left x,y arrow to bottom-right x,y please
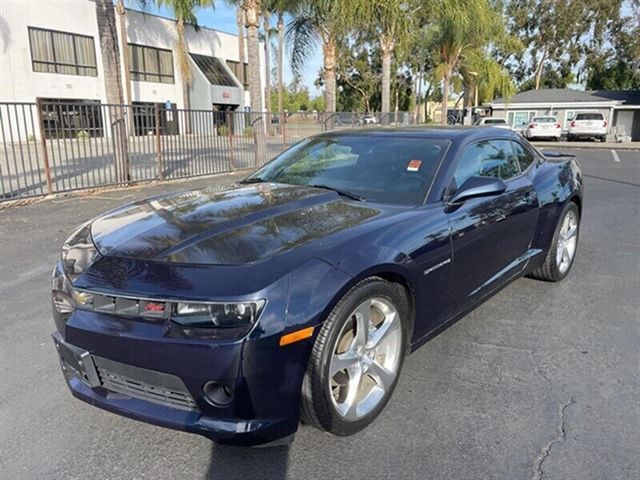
93,356 -> 198,411
76,291 -> 171,321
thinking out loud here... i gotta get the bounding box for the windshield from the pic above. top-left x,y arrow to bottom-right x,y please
247,135 -> 449,205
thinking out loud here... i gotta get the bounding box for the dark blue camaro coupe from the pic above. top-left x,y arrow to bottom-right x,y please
52,127 -> 583,446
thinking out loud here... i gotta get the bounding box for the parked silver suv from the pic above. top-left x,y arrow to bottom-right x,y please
567,112 -> 608,142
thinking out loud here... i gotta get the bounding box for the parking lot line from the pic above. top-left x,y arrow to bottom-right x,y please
611,150 -> 621,162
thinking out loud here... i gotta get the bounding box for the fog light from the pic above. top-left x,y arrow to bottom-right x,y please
202,381 -> 234,407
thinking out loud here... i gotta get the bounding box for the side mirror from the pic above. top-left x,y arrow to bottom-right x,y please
447,176 -> 507,205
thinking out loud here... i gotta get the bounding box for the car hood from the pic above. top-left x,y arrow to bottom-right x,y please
90,183 -> 382,265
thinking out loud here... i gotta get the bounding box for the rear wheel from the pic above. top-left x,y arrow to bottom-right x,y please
300,278 -> 408,436
529,202 -> 580,282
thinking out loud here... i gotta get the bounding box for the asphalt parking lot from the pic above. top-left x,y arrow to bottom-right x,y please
1,148 -> 638,480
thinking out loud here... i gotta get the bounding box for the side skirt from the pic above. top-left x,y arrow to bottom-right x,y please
409,268 -> 528,354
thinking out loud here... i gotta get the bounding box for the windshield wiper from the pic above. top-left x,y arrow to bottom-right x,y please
239,177 -> 268,184
308,183 -> 365,202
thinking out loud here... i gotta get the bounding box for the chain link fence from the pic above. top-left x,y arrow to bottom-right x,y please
0,102 -> 421,201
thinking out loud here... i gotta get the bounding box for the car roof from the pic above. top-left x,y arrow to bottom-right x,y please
316,126 -> 518,142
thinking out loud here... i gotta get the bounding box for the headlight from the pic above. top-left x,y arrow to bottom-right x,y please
171,300 -> 265,329
52,262 -> 74,315
61,221 -> 100,282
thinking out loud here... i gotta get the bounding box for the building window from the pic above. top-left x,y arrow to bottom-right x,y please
28,27 -> 97,76
190,54 -> 238,87
507,111 -> 536,130
226,60 -> 249,89
129,44 -> 175,84
132,102 -> 179,136
38,98 -> 103,139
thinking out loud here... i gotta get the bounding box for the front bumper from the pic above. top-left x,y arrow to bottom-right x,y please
52,308 -> 313,446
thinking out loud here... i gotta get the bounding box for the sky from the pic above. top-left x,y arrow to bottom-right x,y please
124,1 -> 324,96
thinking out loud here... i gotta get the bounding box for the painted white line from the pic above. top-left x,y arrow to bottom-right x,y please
611,149 -> 620,162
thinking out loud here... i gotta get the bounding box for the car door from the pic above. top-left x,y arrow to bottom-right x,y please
446,139 -> 539,310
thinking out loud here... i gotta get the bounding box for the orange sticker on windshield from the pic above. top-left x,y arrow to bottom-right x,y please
407,159 -> 422,172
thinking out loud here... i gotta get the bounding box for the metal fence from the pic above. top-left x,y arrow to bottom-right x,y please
0,102 -> 422,201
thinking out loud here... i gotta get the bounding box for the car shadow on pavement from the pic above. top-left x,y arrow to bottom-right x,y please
205,444 -> 291,479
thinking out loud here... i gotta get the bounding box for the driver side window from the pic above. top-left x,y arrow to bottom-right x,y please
453,140 -> 521,188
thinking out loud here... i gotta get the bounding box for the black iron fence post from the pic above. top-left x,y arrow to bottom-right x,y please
155,103 -> 163,179
35,100 -> 53,195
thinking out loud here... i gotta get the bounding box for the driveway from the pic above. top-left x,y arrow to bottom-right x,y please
0,148 -> 638,480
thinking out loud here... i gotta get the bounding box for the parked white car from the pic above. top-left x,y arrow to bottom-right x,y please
567,112 -> 608,142
360,115 -> 380,125
523,116 -> 562,141
473,117 -> 512,130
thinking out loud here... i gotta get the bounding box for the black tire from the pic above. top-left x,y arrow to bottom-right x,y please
300,277 -> 409,436
600,135 -> 607,142
567,134 -> 575,141
529,202 -> 580,282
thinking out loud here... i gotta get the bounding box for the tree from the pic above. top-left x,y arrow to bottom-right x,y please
333,37 -> 381,112
115,0 -> 133,133
350,0 -> 416,118
287,0 -> 353,127
235,4 -> 246,90
156,0 -> 215,116
95,0 -> 129,181
430,0 -> 506,124
266,0 -> 296,119
506,0 -> 623,90
262,5 -> 272,120
585,11 -> 640,90
242,0 -> 264,114
269,81 -> 322,111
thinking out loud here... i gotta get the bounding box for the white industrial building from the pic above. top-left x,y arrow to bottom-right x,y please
0,0 -> 265,139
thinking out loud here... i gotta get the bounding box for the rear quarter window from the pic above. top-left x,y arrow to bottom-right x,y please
511,141 -> 536,172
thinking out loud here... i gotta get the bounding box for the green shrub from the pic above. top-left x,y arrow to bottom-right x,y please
218,125 -> 228,136
243,126 -> 254,138
76,129 -> 90,140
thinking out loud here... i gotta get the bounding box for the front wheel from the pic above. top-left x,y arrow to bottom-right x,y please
300,278 -> 408,436
529,202 -> 580,282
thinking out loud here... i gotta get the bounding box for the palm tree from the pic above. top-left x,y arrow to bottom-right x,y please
276,7 -> 285,116
155,0 -> 215,116
430,0 -> 504,125
244,0 -> 264,116
262,7 -> 272,121
95,0 -> 129,181
235,4 -> 246,90
351,0 -> 416,120
240,0 -> 266,165
267,0 -> 295,126
287,1 -> 352,128
115,1 -> 133,119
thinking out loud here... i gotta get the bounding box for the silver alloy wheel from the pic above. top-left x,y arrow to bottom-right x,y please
329,297 -> 402,421
556,210 -> 578,274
